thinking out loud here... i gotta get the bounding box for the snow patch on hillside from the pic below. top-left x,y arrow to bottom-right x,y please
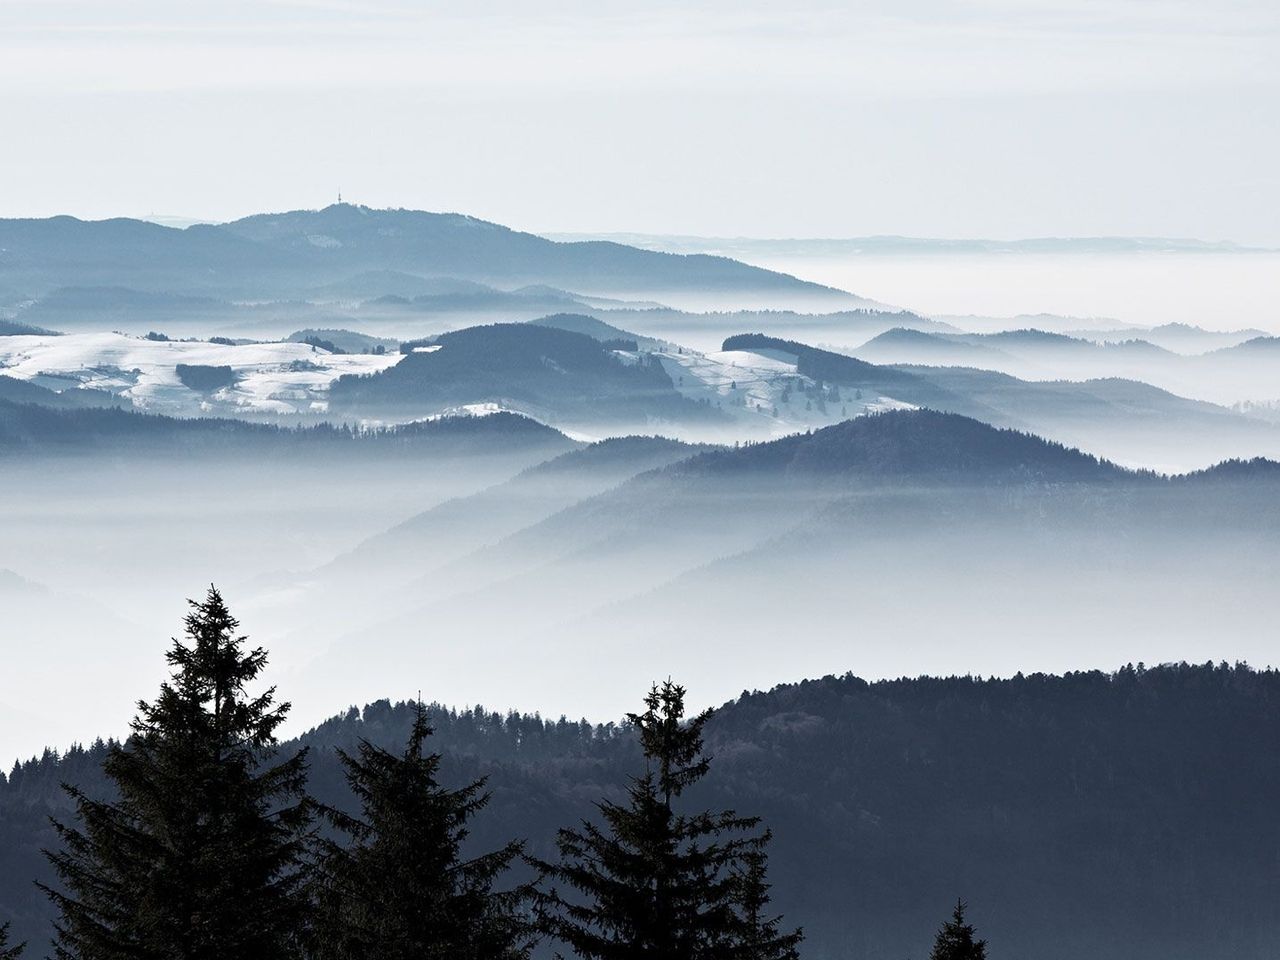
0,332 -> 402,416
652,345 -> 909,436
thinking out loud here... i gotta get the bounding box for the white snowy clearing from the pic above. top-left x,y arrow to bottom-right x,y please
654,345 -> 912,436
0,332 -> 403,416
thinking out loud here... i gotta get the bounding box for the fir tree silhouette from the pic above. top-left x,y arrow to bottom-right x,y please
313,700 -> 535,960
733,843 -> 802,960
40,587 -> 312,960
0,922 -> 25,959
535,680 -> 801,959
930,900 -> 988,960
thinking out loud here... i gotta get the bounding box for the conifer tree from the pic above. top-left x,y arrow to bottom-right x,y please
41,587 -> 312,960
731,844 -> 802,960
0,922 -> 25,959
929,900 -> 987,960
313,701 -> 535,960
535,680 -> 801,960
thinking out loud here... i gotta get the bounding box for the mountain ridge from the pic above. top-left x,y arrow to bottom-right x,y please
0,205 -> 859,305
4,662 -> 1278,960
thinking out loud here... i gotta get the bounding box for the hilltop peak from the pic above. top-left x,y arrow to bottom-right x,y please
677,408 -> 1121,483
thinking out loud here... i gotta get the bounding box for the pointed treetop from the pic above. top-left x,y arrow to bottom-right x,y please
929,899 -> 988,960
626,679 -> 713,801
407,696 -> 433,760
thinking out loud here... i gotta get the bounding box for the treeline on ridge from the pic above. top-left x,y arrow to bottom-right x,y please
2,588 -> 1277,958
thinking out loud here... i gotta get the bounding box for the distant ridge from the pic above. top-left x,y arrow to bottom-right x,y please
544,233 -> 1278,257
1212,335 -> 1280,355
670,408 -> 1123,483
0,205 -> 860,304
0,375 -> 124,411
855,327 -> 1006,361
1182,457 -> 1280,481
0,400 -> 576,458
527,312 -> 665,349
217,205 -> 857,299
0,318 -> 60,337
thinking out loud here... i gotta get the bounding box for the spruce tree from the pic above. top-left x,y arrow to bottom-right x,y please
535,680 -> 801,960
732,843 -> 802,960
41,587 -> 312,960
0,922 -> 25,959
313,701 -> 535,960
929,900 -> 988,960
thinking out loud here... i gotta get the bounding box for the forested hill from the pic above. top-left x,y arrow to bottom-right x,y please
666,407 -> 1126,483
0,319 -> 59,337
327,323 -> 721,425
0,205 -> 853,301
0,401 -> 576,459
0,376 -> 124,411
4,663 -> 1277,960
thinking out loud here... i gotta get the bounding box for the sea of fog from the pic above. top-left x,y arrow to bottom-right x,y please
745,252 -> 1280,332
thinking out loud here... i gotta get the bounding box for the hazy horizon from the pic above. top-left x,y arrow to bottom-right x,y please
2,1 -> 1278,243
11,202 -> 1279,332
5,4 -> 1280,957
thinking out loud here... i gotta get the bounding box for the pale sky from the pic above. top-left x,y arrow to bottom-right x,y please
1,0 -> 1278,242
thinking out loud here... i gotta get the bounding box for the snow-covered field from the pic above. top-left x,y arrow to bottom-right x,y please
655,345 -> 912,436
0,331 -> 914,436
0,332 -> 403,416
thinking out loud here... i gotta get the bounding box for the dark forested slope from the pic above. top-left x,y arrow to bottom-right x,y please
2,663 -> 1277,959
0,377 -> 124,411
0,400 -> 576,460
667,407 -> 1123,483
328,323 -> 721,426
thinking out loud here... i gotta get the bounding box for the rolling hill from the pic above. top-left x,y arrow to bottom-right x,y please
0,376 -> 125,411
0,401 -> 576,461
720,333 -> 1280,468
217,204 -> 852,302
849,325 -> 1280,409
4,664 -> 1277,960
264,407 -> 1280,743
327,322 -> 722,429
0,206 -> 856,307
526,312 -> 666,349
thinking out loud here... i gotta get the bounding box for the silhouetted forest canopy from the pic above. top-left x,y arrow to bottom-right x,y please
3,591 -> 807,959
0,319 -> 59,337
174,363 -> 238,392
2,592 -> 1276,959
329,323 -> 721,424
0,400 -> 574,458
668,408 -> 1122,482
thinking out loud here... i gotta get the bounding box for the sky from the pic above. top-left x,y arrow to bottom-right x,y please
1,0 -> 1278,243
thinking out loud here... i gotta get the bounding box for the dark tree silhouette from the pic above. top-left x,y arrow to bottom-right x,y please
732,843 -> 803,960
313,701 -> 535,960
535,680 -> 801,959
930,901 -> 988,960
0,922 -> 25,959
8,663 -> 1279,959
40,587 -> 312,960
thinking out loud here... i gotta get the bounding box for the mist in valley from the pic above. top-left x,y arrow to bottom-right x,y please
5,209 -> 1280,960
2,181 -> 1280,960
685,248 -> 1280,335
6,396 -> 1280,773
5,0 -> 1280,955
